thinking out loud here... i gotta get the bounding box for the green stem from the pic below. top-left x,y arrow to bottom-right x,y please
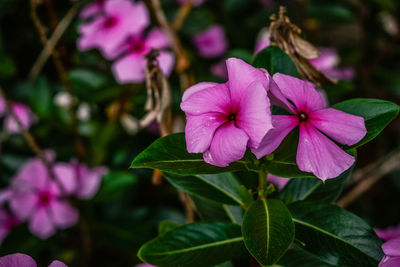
258,169 -> 267,200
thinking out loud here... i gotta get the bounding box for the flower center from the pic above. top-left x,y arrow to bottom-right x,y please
297,111 -> 308,122
131,40 -> 146,53
38,191 -> 53,207
103,16 -> 118,29
228,113 -> 236,121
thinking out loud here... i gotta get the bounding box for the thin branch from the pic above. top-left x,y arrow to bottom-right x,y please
171,1 -> 193,31
337,148 -> 400,207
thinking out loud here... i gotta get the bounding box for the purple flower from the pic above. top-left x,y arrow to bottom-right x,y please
0,96 -> 37,134
77,0 -> 149,59
210,60 -> 228,79
0,208 -> 19,245
254,28 -> 271,54
253,73 -> 366,180
0,253 -> 68,267
267,174 -> 290,190
376,225 -> 400,241
193,25 -> 228,58
111,29 -> 175,84
9,158 -> 79,239
176,0 -> 205,6
180,58 -> 272,167
79,0 -> 106,19
379,237 -> 400,267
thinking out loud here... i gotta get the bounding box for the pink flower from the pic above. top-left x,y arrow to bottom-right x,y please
193,25 -> 228,58
0,96 -> 37,134
379,237 -> 400,267
176,0 -> 205,6
267,174 -> 290,190
0,253 -> 68,267
77,0 -> 149,59
0,208 -> 19,245
210,60 -> 228,79
9,158 -> 79,239
254,28 -> 271,54
253,73 -> 366,180
79,0 -> 106,19
111,29 -> 175,84
376,225 -> 400,241
180,58 -> 272,167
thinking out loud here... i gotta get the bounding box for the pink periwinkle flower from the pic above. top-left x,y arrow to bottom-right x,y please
0,208 -> 19,245
79,0 -> 106,19
193,25 -> 228,58
254,28 -> 271,54
379,237 -> 400,267
181,58 -> 273,167
9,158 -> 79,239
267,174 -> 290,190
0,96 -> 37,134
0,253 -> 68,267
111,29 -> 175,84
376,224 -> 400,241
253,73 -> 366,181
78,0 -> 149,59
210,60 -> 228,80
176,0 -> 205,6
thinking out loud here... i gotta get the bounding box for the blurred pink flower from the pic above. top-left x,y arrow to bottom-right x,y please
0,96 -> 37,134
181,58 -> 272,167
79,0 -> 106,19
379,237 -> 400,267
111,29 -> 175,84
210,60 -> 228,79
253,73 -> 366,180
0,253 -> 68,267
254,28 -> 271,54
0,208 -> 19,245
376,224 -> 400,241
193,25 -> 228,58
267,174 -> 290,190
9,158 -> 79,239
77,0 -> 149,59
176,0 -> 205,6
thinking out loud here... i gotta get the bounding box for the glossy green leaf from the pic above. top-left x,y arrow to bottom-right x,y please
131,133 -> 249,175
279,162 -> 354,203
138,222 -> 245,267
333,98 -> 400,148
252,46 -> 299,77
164,172 -> 244,206
278,246 -> 334,267
158,220 -> 181,236
242,199 -> 294,266
289,201 -> 383,266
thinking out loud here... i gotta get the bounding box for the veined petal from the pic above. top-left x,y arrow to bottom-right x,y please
252,115 -> 298,158
203,122 -> 249,167
236,81 -> 273,148
182,82 -> 220,101
226,58 -> 269,106
273,73 -> 325,113
29,207 -> 56,239
379,256 -> 400,267
382,237 -> 400,257
180,84 -> 231,116
0,253 -> 37,267
297,123 -> 355,181
185,113 -> 226,153
111,54 -> 146,84
309,108 -> 366,146
49,200 -> 79,228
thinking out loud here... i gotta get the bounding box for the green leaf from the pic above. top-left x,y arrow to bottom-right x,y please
29,77 -> 52,118
289,201 -> 383,266
69,68 -> 108,91
94,171 -> 137,202
131,133 -> 249,175
242,199 -> 294,266
164,172 -> 244,206
278,246 -> 334,266
279,161 -> 354,203
158,220 -> 181,236
333,98 -> 400,148
252,46 -> 299,77
138,222 -> 245,267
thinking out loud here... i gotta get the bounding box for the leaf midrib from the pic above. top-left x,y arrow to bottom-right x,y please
263,200 -> 270,261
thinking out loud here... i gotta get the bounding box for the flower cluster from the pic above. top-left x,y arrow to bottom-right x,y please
78,0 -> 174,84
181,58 -> 366,180
0,153 -> 107,242
0,95 -> 36,134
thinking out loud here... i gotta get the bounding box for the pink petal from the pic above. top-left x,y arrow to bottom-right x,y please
252,115 -> 298,158
375,225 -> 400,241
268,174 -> 290,190
5,103 -> 37,134
297,123 -> 355,181
203,122 -> 249,167
226,58 -> 269,107
48,260 -> 68,267
309,48 -> 339,71
53,163 -> 77,195
112,54 -> 146,84
49,200 -> 78,228
182,82 -> 219,101
9,191 -> 38,220
0,95 -> 5,115
0,253 -> 37,267
254,28 -> 271,54
236,81 -> 273,149
210,60 -> 228,80
185,113 -> 226,153
272,73 -> 326,113
379,256 -> 400,267
193,25 -> 228,58
0,189 -> 11,205
158,51 -> 175,78
309,108 -> 366,146
29,207 -> 56,239
76,165 -> 107,199
12,159 -> 49,191
382,237 -> 400,257
145,29 -> 169,49
79,0 -> 104,19
180,83 -> 231,116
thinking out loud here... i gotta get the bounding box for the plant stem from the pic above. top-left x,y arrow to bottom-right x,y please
258,169 -> 267,200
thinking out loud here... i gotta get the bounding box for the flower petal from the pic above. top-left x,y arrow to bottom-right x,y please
309,108 -> 366,146
375,225 -> 400,241
272,73 -> 325,112
252,115 -> 298,158
158,51 -> 175,78
76,165 -> 108,199
297,123 -> 355,181
182,82 -> 220,101
193,25 -> 228,58
379,256 -> 400,267
5,103 -> 36,134
49,200 -> 79,228
180,83 -> 231,116
185,113 -> 226,153
48,260 -> 68,267
12,159 -> 49,191
203,122 -> 249,167
9,191 -> 37,220
112,54 -> 146,84
236,81 -> 273,148
268,174 -> 290,190
0,253 -> 37,267
53,163 -> 77,196
29,207 -> 56,239
226,58 -> 269,107
146,29 -> 169,49
382,237 -> 400,257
